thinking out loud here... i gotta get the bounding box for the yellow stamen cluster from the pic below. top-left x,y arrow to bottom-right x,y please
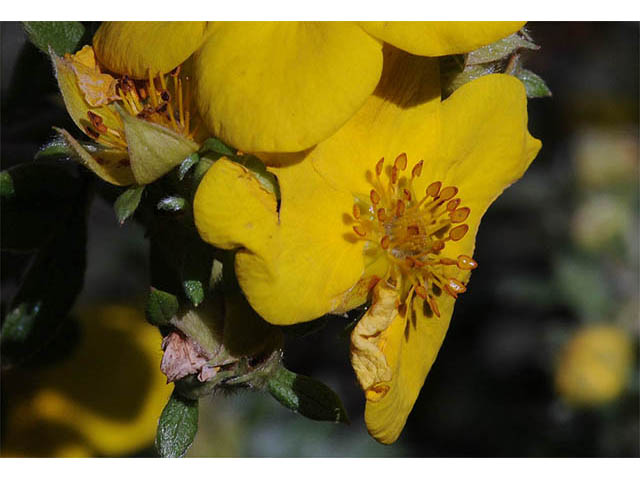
84,66 -> 197,150
351,154 -> 478,317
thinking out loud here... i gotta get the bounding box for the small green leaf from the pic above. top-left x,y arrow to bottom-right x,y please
155,389 -> 199,458
157,195 -> 187,213
146,288 -> 179,327
467,32 -> 539,65
233,154 -> 280,200
516,68 -> 553,98
0,171 -> 15,199
114,185 -> 144,224
183,280 -> 205,307
178,153 -> 200,181
23,21 -> 85,56
267,365 -> 349,424
200,137 -> 235,157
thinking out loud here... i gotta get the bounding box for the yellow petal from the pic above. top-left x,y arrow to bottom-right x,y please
93,21 -> 209,79
193,22 -> 383,153
309,47 -> 441,198
1,305 -> 172,457
55,128 -> 135,186
52,49 -> 123,136
359,21 -> 526,56
117,105 -> 199,184
194,157 -> 363,325
362,282 -> 456,444
435,74 -> 542,260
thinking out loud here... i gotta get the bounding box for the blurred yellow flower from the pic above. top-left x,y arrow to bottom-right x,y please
555,324 -> 634,407
1,304 -> 171,458
52,44 -> 202,186
94,21 -> 525,153
193,49 -> 540,443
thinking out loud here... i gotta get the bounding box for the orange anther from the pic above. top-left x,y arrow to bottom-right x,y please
426,181 -> 442,198
396,199 -> 405,217
411,160 -> 424,178
380,235 -> 390,249
445,278 -> 467,298
352,204 -> 361,219
353,226 -> 367,237
439,258 -> 457,266
415,285 -> 429,299
446,198 -> 461,211
449,224 -> 469,241
370,189 -> 381,205
450,207 -> 470,223
394,153 -> 408,171
375,158 -> 384,176
407,225 -> 420,235
456,255 -> 478,270
377,208 -> 386,222
439,186 -> 458,201
432,239 -> 445,251
403,188 -> 412,202
405,257 -> 415,268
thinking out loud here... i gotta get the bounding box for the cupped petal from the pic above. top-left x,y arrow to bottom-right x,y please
435,74 -> 541,260
52,49 -> 123,136
193,22 -> 383,153
310,47 -> 441,198
194,158 -> 363,325
360,282 -> 455,444
93,21 -> 209,79
359,21 -> 526,56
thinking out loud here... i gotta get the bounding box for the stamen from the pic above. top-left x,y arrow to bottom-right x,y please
352,204 -> 361,220
353,226 -> 367,237
439,186 -> 458,201
396,199 -> 405,217
375,158 -> 384,176
394,153 -> 407,171
411,160 -> 423,178
403,188 -> 412,202
446,198 -> 461,211
370,189 -> 380,205
380,235 -> 390,249
377,208 -> 386,222
456,255 -> 478,270
445,278 -> 466,298
427,296 -> 441,317
407,225 -> 420,236
450,207 -> 470,223
449,224 -> 469,241
426,181 -> 442,198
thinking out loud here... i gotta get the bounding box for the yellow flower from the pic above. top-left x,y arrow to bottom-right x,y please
1,304 -> 172,457
555,324 -> 634,407
193,49 -> 541,443
94,21 -> 525,153
52,44 -> 202,186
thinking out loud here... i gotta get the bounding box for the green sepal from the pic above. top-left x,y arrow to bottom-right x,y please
516,68 -> 552,98
200,137 -> 235,158
267,365 -> 350,424
34,136 -> 98,160
146,288 -> 179,328
157,195 -> 187,213
22,21 -> 85,56
466,31 -> 539,65
114,185 -> 144,224
183,280 -> 205,308
155,389 -> 199,458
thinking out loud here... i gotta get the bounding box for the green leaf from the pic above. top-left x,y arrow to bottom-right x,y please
183,280 -> 205,308
516,68 -> 552,98
146,288 -> 179,327
200,137 -> 235,157
114,185 -> 144,224
1,162 -> 82,251
157,195 -> 187,213
178,153 -> 200,181
267,365 -> 349,424
35,136 -> 98,160
1,189 -> 88,367
22,21 -> 85,56
233,154 -> 280,200
0,171 -> 15,199
155,389 -> 199,458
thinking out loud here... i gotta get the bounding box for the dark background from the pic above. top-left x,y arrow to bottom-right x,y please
1,21 -> 638,457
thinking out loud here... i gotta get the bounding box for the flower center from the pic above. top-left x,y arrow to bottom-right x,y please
351,153 -> 478,317
84,66 -> 198,150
